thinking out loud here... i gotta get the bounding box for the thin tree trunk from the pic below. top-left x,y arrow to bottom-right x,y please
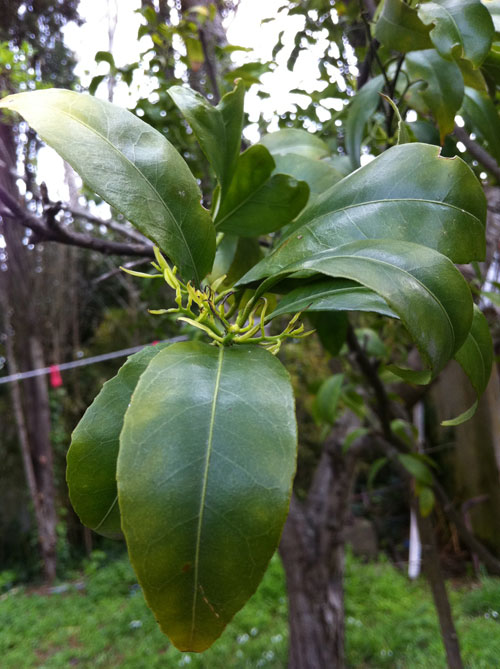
27,337 -> 58,582
416,507 -> 464,669
2,314 -> 57,581
279,427 -> 362,668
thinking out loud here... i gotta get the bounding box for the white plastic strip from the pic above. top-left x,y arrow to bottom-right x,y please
0,336 -> 187,385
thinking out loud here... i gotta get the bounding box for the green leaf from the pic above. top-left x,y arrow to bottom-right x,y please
314,373 -> 344,424
260,239 -> 473,378
271,152 -> 343,196
483,0 -> 500,30
168,80 -> 245,198
442,305 -> 493,425
374,0 -> 432,52
241,143 -> 486,284
214,145 -> 309,236
380,94 -> 411,144
405,50 -> 464,142
0,89 -> 215,283
418,0 -> 494,67
117,341 -> 297,651
418,485 -> 436,517
481,290 -> 500,307
367,457 -> 389,489
345,75 -> 384,169
267,279 -> 398,320
308,311 -> 349,356
398,454 -> 434,486
458,58 -> 488,90
95,50 -> 115,68
260,128 -> 330,159
208,235 -> 263,286
482,41 -> 500,86
461,86 -> 500,163
66,344 -> 168,539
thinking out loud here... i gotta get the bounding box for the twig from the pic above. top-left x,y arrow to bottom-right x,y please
454,125 -> 500,182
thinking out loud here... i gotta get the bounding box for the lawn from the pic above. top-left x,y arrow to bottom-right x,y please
1,551 -> 500,668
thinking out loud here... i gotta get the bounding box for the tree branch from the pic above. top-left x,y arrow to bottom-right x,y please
454,125 -> 500,182
0,184 -> 154,258
59,205 -> 152,245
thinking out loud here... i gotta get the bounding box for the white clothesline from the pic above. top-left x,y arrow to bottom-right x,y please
0,336 -> 186,385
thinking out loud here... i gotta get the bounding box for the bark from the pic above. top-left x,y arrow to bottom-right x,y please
0,121 -> 58,582
416,508 -> 464,669
279,426 -> 362,669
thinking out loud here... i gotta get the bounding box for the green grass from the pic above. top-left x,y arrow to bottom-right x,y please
1,552 -> 499,667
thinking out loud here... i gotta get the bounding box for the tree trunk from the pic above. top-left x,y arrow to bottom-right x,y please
0,121 -> 58,582
279,428 -> 361,668
417,508 -> 464,669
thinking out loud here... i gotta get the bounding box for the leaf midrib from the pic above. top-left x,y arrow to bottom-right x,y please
303,197 -> 483,227
215,173 -> 272,229
57,106 -> 199,283
298,252 -> 456,359
190,345 -> 225,644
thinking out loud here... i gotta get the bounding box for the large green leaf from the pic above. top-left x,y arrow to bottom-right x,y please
418,0 -> 494,67
405,50 -> 464,141
168,80 -> 245,199
117,341 -> 297,652
256,239 -> 473,377
0,89 -> 215,283
241,143 -> 486,284
345,75 -> 385,169
214,144 -> 309,236
66,344 -> 168,539
375,0 -> 433,52
461,86 -> 500,163
443,305 -> 494,425
260,128 -> 330,159
267,279 -> 398,319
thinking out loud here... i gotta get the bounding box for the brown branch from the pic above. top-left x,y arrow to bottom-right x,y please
59,205 -> 151,245
0,184 -> 154,258
454,125 -> 500,182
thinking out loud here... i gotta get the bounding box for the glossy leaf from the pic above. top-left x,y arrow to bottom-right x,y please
241,143 -> 486,284
405,50 -> 464,142
260,239 -> 472,377
443,305 -> 493,425
260,128 -> 330,159
117,341 -> 297,652
0,89 -> 215,283
214,145 -> 309,236
418,0 -> 494,67
271,153 -> 343,196
168,80 -> 245,199
66,344 -> 168,539
461,87 -> 500,163
267,279 -> 398,320
345,75 -> 384,169
374,0 -> 432,52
